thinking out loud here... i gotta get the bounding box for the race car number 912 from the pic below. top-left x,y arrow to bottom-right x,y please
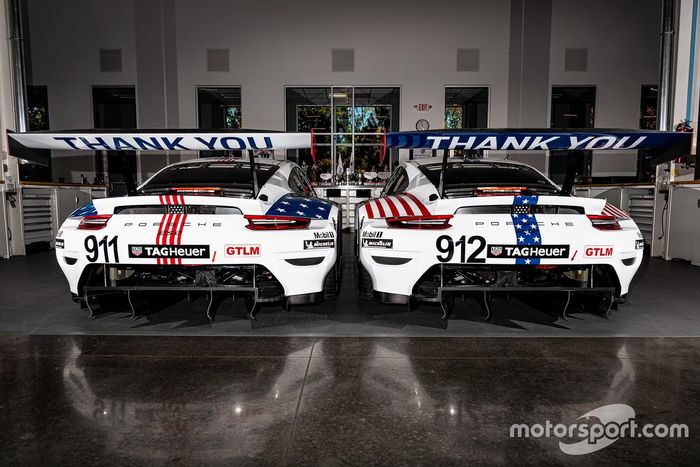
85,235 -> 119,263
436,235 -> 486,263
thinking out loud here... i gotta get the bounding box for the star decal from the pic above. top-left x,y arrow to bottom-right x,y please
300,203 -> 308,208
516,224 -> 522,229
524,258 -> 531,264
276,208 -> 286,213
533,236 -> 540,242
518,236 -> 525,242
296,210 -> 305,216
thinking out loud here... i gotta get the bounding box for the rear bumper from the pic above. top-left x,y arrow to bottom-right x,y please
359,223 -> 644,299
371,263 -> 620,303
63,254 -> 336,300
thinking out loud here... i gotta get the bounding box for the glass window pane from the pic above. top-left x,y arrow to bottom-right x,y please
288,86 -> 400,184
298,105 -> 331,132
298,147 -> 332,185
197,87 -> 242,157
335,146 -> 353,182
444,87 -> 488,129
445,106 -> 464,129
354,106 -> 391,132
312,134 -> 332,145
355,134 -> 383,144
550,86 -> 595,128
640,85 -> 657,130
198,87 -> 242,129
335,134 -> 352,144
335,106 -> 353,133
354,146 -> 383,173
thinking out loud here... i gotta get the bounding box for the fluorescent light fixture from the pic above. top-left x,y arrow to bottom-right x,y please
332,92 -> 348,98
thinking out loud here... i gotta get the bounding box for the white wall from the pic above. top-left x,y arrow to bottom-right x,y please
23,0 -> 664,179
174,0 -> 511,132
550,0 -> 661,176
26,0 -> 138,182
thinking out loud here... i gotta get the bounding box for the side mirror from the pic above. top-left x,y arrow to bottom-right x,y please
258,193 -> 269,202
428,193 -> 439,201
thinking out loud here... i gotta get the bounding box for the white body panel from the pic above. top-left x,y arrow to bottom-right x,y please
358,160 -> 643,299
55,159 -> 339,300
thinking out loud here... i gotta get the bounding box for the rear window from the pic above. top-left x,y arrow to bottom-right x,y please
139,161 -> 279,197
418,161 -> 558,196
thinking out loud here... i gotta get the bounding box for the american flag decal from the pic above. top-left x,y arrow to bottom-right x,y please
361,192 -> 431,219
511,195 -> 542,265
265,194 -> 332,220
601,203 -> 630,219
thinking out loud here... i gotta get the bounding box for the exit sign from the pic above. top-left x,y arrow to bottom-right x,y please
414,103 -> 432,112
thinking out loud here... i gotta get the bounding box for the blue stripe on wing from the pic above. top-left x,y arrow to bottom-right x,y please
265,194 -> 332,220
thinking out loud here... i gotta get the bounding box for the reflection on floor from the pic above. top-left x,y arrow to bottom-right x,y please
1,335 -> 698,465
1,244 -> 700,336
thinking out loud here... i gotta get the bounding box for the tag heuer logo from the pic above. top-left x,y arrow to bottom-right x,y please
490,246 -> 503,257
131,246 -> 143,256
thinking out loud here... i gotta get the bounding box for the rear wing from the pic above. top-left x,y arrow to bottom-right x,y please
382,129 -> 692,162
8,129 -> 311,164
7,129 -> 312,197
380,128 -> 694,196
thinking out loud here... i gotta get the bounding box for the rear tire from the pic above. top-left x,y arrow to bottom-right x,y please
358,263 -> 374,300
323,268 -> 338,301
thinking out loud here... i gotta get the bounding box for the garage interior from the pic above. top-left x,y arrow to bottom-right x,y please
1,0 -> 700,464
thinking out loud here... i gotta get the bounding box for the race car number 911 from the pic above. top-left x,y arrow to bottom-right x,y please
436,235 -> 486,263
85,235 -> 119,263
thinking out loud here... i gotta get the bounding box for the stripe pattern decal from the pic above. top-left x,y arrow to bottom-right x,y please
362,193 -> 430,219
511,195 -> 541,265
156,195 -> 187,265
602,203 -> 630,219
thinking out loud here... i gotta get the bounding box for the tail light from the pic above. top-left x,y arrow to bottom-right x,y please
172,187 -> 221,196
535,265 -> 557,270
475,186 -> 526,196
587,214 -> 621,231
78,214 -> 112,230
386,214 -> 453,230
244,215 -> 310,230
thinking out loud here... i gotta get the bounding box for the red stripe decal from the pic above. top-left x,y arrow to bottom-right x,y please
374,198 -> 386,218
365,201 -> 375,219
176,214 -> 187,265
170,215 -> 180,246
394,194 -> 415,216
170,214 -> 181,265
179,195 -> 185,205
403,192 -> 430,216
383,196 -> 400,217
168,214 -> 179,264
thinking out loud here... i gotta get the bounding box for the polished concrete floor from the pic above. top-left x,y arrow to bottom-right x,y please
1,246 -> 700,336
1,334 -> 699,465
